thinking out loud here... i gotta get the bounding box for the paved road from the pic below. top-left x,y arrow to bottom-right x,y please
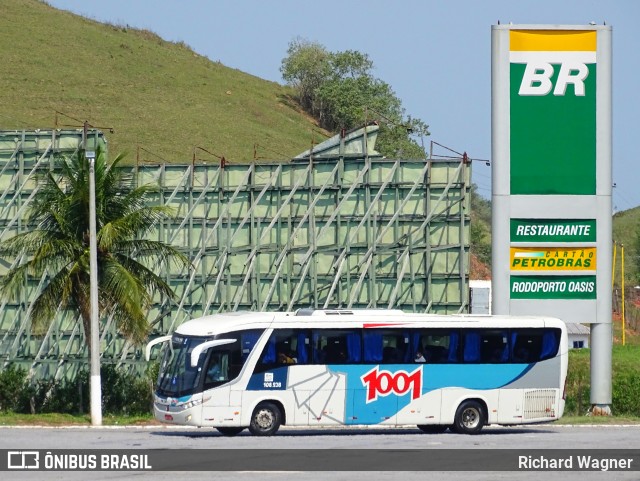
1,424 -> 639,480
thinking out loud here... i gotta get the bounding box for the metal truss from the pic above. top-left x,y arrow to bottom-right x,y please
0,129 -> 470,379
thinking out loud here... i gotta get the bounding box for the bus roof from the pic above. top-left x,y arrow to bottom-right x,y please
173,309 -> 566,337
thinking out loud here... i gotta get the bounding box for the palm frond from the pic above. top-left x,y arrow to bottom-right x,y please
29,266 -> 74,333
0,147 -> 190,347
114,239 -> 190,269
111,253 -> 177,300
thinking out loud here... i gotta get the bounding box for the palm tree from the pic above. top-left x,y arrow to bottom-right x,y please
0,147 -> 190,354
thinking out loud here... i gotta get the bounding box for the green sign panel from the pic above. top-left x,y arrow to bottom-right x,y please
509,31 -> 596,195
510,275 -> 596,299
510,219 -> 596,242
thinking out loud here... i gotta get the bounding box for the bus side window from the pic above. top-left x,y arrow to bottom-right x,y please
415,329 -> 459,363
511,330 -> 541,363
540,329 -> 561,360
363,330 -> 407,364
381,331 -> 406,364
479,330 -> 509,363
240,330 -> 263,361
312,329 -> 362,364
256,329 -> 311,371
510,328 -> 560,363
363,331 -> 383,363
203,342 -> 240,390
463,331 -> 481,362
295,331 -> 310,364
446,331 -> 460,363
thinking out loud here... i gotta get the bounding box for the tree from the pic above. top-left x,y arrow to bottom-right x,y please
281,38 -> 430,159
469,184 -> 492,267
280,37 -> 332,117
0,148 -> 190,354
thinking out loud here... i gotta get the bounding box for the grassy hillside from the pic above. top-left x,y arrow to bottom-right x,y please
612,206 -> 640,285
0,0 -> 328,163
15,0 -> 626,285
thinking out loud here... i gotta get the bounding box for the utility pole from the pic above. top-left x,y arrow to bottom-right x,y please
86,149 -> 102,426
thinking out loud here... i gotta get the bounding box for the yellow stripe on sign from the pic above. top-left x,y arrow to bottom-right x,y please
510,247 -> 596,271
510,30 -> 596,52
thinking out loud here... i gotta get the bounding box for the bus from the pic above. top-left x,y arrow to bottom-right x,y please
146,309 -> 567,436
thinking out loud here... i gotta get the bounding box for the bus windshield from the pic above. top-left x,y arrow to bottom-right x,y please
156,334 -> 208,397
156,330 -> 264,397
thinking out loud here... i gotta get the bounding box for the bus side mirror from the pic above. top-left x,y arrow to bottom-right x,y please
190,339 -> 236,367
145,335 -> 172,361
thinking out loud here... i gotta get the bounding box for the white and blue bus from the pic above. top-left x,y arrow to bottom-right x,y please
147,309 -> 567,436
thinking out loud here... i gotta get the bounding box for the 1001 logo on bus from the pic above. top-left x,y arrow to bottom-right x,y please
360,366 -> 422,403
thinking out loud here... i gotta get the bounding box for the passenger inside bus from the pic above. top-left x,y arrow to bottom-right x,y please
423,345 -> 447,363
382,346 -> 402,363
325,346 -> 347,363
278,351 -> 296,364
205,353 -> 228,383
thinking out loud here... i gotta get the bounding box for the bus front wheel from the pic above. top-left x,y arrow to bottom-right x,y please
216,427 -> 245,436
249,402 -> 282,436
452,400 -> 485,434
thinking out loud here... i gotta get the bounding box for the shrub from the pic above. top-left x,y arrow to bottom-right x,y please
0,365 -> 28,412
564,349 -> 591,416
101,364 -> 153,415
612,371 -> 640,416
0,363 -> 156,415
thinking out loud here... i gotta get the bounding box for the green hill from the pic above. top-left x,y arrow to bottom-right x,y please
613,206 -> 640,286
0,0 -> 328,163
13,0 -> 637,288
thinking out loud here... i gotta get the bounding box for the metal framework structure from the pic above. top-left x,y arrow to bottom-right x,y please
0,129 -> 470,379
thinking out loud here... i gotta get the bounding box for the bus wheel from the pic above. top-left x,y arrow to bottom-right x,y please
216,427 -> 245,437
453,400 -> 485,434
249,402 -> 282,436
417,424 -> 448,434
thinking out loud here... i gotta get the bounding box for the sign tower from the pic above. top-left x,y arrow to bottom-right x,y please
491,25 -> 612,413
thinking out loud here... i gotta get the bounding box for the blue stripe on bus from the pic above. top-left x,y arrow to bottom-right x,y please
248,363 -> 531,390
338,364 -> 533,424
246,363 -> 535,424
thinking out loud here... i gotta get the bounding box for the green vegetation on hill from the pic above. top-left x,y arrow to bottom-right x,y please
565,344 -> 640,417
14,0 -> 639,285
612,206 -> 640,285
470,185 -> 492,270
1,0 -> 328,163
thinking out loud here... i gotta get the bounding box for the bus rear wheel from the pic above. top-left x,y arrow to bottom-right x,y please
453,400 -> 485,434
216,427 -> 245,436
417,424 -> 448,434
249,402 -> 282,436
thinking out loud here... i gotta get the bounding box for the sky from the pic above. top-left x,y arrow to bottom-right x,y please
47,0 -> 639,209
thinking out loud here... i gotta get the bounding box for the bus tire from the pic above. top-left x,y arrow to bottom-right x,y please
216,427 -> 245,436
249,402 -> 282,436
452,400 -> 485,434
417,424 -> 448,434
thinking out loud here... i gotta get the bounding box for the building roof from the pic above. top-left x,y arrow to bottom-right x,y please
566,323 -> 591,335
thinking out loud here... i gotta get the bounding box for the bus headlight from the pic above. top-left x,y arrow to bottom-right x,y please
182,398 -> 204,409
